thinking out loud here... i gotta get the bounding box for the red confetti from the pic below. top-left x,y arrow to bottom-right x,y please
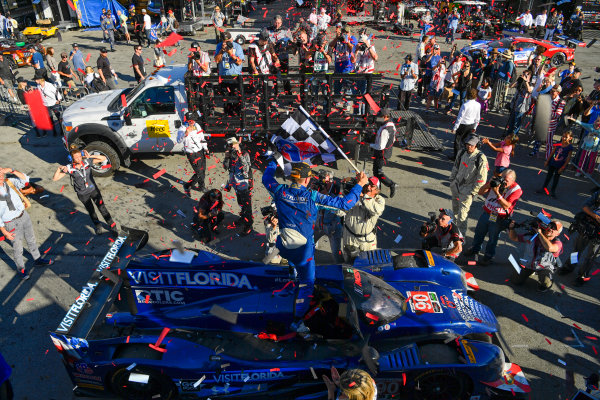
60,185 -> 64,193
522,314 -> 529,322
467,261 -> 476,265
573,323 -> 582,330
66,0 -> 76,11
153,169 -> 167,179
156,32 -> 183,48
85,53 -> 91,63
121,94 -> 127,108
545,338 -> 552,344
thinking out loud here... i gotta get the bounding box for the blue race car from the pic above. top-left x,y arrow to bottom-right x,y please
50,227 -> 530,399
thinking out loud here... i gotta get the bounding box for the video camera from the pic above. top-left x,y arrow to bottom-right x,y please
421,211 -> 438,236
511,211 -> 552,235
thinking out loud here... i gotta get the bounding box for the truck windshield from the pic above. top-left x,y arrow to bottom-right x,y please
343,267 -> 407,326
108,80 -> 146,112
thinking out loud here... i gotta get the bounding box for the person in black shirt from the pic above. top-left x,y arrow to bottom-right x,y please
57,52 -> 78,95
52,145 -> 118,235
132,45 -> 146,82
132,10 -> 147,47
561,67 -> 582,97
191,189 -> 224,243
97,48 -> 116,90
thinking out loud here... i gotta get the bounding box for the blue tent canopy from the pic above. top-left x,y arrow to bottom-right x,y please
77,0 -> 128,27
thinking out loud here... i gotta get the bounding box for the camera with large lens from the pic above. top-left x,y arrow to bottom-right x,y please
420,212 -> 438,236
489,176 -> 506,192
261,203 -> 277,219
357,43 -> 367,52
225,41 -> 234,50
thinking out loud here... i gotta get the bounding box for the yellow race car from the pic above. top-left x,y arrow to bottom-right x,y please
22,19 -> 60,42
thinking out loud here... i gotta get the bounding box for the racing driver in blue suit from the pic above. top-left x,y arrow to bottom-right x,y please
263,160 -> 368,332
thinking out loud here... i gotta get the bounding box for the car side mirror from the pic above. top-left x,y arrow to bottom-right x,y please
123,107 -> 132,126
175,120 -> 181,129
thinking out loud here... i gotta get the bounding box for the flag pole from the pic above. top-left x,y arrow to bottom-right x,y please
297,106 -> 361,173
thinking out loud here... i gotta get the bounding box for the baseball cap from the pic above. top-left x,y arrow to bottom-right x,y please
379,108 -> 391,117
574,67 -> 582,73
290,162 -> 314,179
223,31 -> 232,40
464,134 -> 479,146
439,208 -> 455,220
336,22 -> 343,28
100,47 -> 108,53
405,54 -> 412,61
434,44 -> 440,49
552,84 -> 562,93
142,8 -> 147,13
368,176 -> 380,188
72,43 -> 78,48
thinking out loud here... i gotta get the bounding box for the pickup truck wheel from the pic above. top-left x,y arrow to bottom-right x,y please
84,141 -> 121,177
109,367 -> 177,400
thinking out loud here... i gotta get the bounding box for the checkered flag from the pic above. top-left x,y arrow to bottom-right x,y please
270,108 -> 338,175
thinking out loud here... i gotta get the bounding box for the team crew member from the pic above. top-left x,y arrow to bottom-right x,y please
0,167 -> 52,280
342,176 -> 385,262
398,54 -> 418,111
465,169 -> 523,264
420,208 -> 464,260
508,219 -> 563,292
370,108 -> 398,198
223,138 -> 253,235
188,42 -> 210,77
263,161 -> 367,331
248,29 -> 279,75
53,146 -> 118,235
449,134 -> 488,235
451,88 -> 480,159
177,112 -> 208,195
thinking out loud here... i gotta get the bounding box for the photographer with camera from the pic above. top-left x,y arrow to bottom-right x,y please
330,25 -> 356,95
449,134 -> 488,236
294,28 -> 313,74
263,160 -> 368,332
269,16 -> 292,79
312,171 -> 344,263
187,42 -> 211,77
558,189 -> 600,285
507,219 -> 563,292
177,112 -> 208,196
223,137 -> 253,236
191,189 -> 224,243
465,169 -> 522,265
342,176 -> 385,262
420,209 -> 464,260
262,203 -> 283,264
215,31 -> 245,115
249,29 -> 280,75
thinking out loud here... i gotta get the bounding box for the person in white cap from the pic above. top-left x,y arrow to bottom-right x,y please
341,176 -> 385,262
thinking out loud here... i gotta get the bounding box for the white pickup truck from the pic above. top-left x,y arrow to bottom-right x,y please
61,65 -> 195,177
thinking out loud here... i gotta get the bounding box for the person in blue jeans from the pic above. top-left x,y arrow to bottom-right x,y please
446,9 -> 460,44
0,351 -> 12,400
464,169 -> 523,265
445,60 -> 472,114
506,70 -> 533,136
263,161 -> 367,332
537,131 -> 573,198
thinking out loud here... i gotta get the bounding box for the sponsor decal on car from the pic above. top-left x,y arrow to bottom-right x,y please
406,291 -> 443,314
134,289 -> 185,304
127,270 -> 254,290
213,371 -> 285,383
452,291 -> 480,322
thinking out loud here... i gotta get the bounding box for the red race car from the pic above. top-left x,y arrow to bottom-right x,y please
460,36 -> 582,67
0,40 -> 45,68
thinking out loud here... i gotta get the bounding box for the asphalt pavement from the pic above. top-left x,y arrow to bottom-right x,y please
0,7 -> 599,400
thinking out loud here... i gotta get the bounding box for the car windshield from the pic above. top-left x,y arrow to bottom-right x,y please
487,38 -> 513,48
107,80 -> 145,112
342,267 -> 407,326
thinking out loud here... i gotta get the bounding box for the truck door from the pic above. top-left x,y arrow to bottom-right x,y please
123,86 -> 182,153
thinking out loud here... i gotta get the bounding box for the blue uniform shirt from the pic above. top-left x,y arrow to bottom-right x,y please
215,41 -> 245,76
31,51 -> 44,69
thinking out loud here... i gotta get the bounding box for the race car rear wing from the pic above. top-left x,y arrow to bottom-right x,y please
52,227 -> 148,339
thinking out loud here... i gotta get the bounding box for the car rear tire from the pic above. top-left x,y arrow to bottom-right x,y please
414,370 -> 471,400
84,141 -> 121,177
551,52 -> 566,67
464,332 -> 493,343
109,366 -> 178,400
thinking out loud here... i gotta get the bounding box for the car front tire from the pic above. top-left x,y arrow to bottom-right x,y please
551,52 -> 566,67
84,141 -> 121,177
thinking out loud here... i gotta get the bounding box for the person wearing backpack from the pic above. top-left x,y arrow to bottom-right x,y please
369,108 -> 399,198
449,134 -> 488,236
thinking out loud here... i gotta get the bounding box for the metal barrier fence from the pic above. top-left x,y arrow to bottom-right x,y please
0,85 -> 31,131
